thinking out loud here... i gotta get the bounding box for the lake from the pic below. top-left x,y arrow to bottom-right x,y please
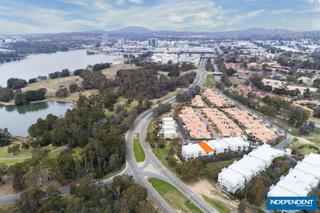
0,49 -> 119,86
0,101 -> 73,137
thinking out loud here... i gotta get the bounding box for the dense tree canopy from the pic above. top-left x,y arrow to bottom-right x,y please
0,128 -> 11,146
7,78 -> 27,90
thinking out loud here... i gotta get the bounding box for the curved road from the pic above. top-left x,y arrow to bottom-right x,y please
125,58 -> 219,213
0,57 -> 216,213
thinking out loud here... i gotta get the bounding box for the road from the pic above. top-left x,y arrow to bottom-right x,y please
124,57 -> 219,213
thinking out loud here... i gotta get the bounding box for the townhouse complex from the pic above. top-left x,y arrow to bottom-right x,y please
217,144 -> 285,194
268,153 -> 320,197
178,107 -> 211,139
181,137 -> 250,160
223,108 -> 278,143
201,108 -> 243,137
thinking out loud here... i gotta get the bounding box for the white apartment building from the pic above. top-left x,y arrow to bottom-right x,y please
218,144 -> 285,194
181,137 -> 250,161
268,153 -> 320,197
161,117 -> 178,139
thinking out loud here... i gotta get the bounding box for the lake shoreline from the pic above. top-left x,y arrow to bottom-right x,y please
0,100 -> 73,136
0,98 -> 76,107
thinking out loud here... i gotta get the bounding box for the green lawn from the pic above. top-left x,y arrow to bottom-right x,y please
148,178 -> 203,213
202,195 -> 230,213
204,75 -> 215,89
0,158 -> 27,166
153,142 -> 170,168
47,146 -> 68,159
133,136 -> 145,162
0,142 -> 32,158
0,141 -> 32,166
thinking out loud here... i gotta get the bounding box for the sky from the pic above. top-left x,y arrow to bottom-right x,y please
0,0 -> 320,34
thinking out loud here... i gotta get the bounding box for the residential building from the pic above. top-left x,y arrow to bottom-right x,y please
181,137 -> 250,160
161,117 -> 178,139
268,153 -> 320,197
218,144 -> 285,194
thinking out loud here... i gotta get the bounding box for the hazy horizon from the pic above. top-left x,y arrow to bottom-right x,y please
0,0 -> 320,34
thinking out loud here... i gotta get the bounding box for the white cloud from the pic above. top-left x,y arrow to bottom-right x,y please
168,14 -> 184,23
128,0 -> 143,3
246,9 -> 265,18
271,9 -> 292,15
312,0 -> 320,7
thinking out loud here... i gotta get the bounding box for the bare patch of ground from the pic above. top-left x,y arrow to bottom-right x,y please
188,179 -> 239,213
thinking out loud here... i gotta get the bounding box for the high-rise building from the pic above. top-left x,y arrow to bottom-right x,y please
148,38 -> 158,47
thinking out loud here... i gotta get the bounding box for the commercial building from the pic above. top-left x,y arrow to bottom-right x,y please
218,144 -> 285,194
181,137 -> 250,160
161,117 -> 178,139
148,38 -> 158,47
268,153 -> 320,197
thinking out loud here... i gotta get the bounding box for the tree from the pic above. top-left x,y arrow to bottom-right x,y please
0,128 -> 11,146
175,160 -> 200,182
38,185 -> 66,213
14,89 -> 46,105
17,187 -> 45,213
57,152 -> 77,182
154,103 -> 171,117
8,162 -> 28,191
55,88 -> 69,97
0,87 -> 14,102
14,93 -> 29,105
7,78 -> 27,89
0,163 -> 7,184
226,68 -> 237,76
288,107 -> 310,127
314,105 -> 320,118
8,144 -> 20,155
69,84 -> 80,93
28,78 -> 37,84
168,69 -> 180,77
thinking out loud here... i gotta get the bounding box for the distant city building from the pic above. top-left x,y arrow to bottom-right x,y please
148,38 -> 158,47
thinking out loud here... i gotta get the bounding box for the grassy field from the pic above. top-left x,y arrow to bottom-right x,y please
0,142 -> 32,158
204,75 -> 215,89
202,195 -> 230,213
46,146 -> 68,159
133,135 -> 145,162
0,141 -> 32,166
148,178 -> 203,213
153,142 -> 171,168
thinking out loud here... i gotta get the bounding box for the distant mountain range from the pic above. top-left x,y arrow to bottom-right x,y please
104,26 -> 320,39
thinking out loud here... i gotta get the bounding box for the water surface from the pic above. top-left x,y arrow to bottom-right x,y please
0,101 -> 73,136
0,49 -> 119,86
